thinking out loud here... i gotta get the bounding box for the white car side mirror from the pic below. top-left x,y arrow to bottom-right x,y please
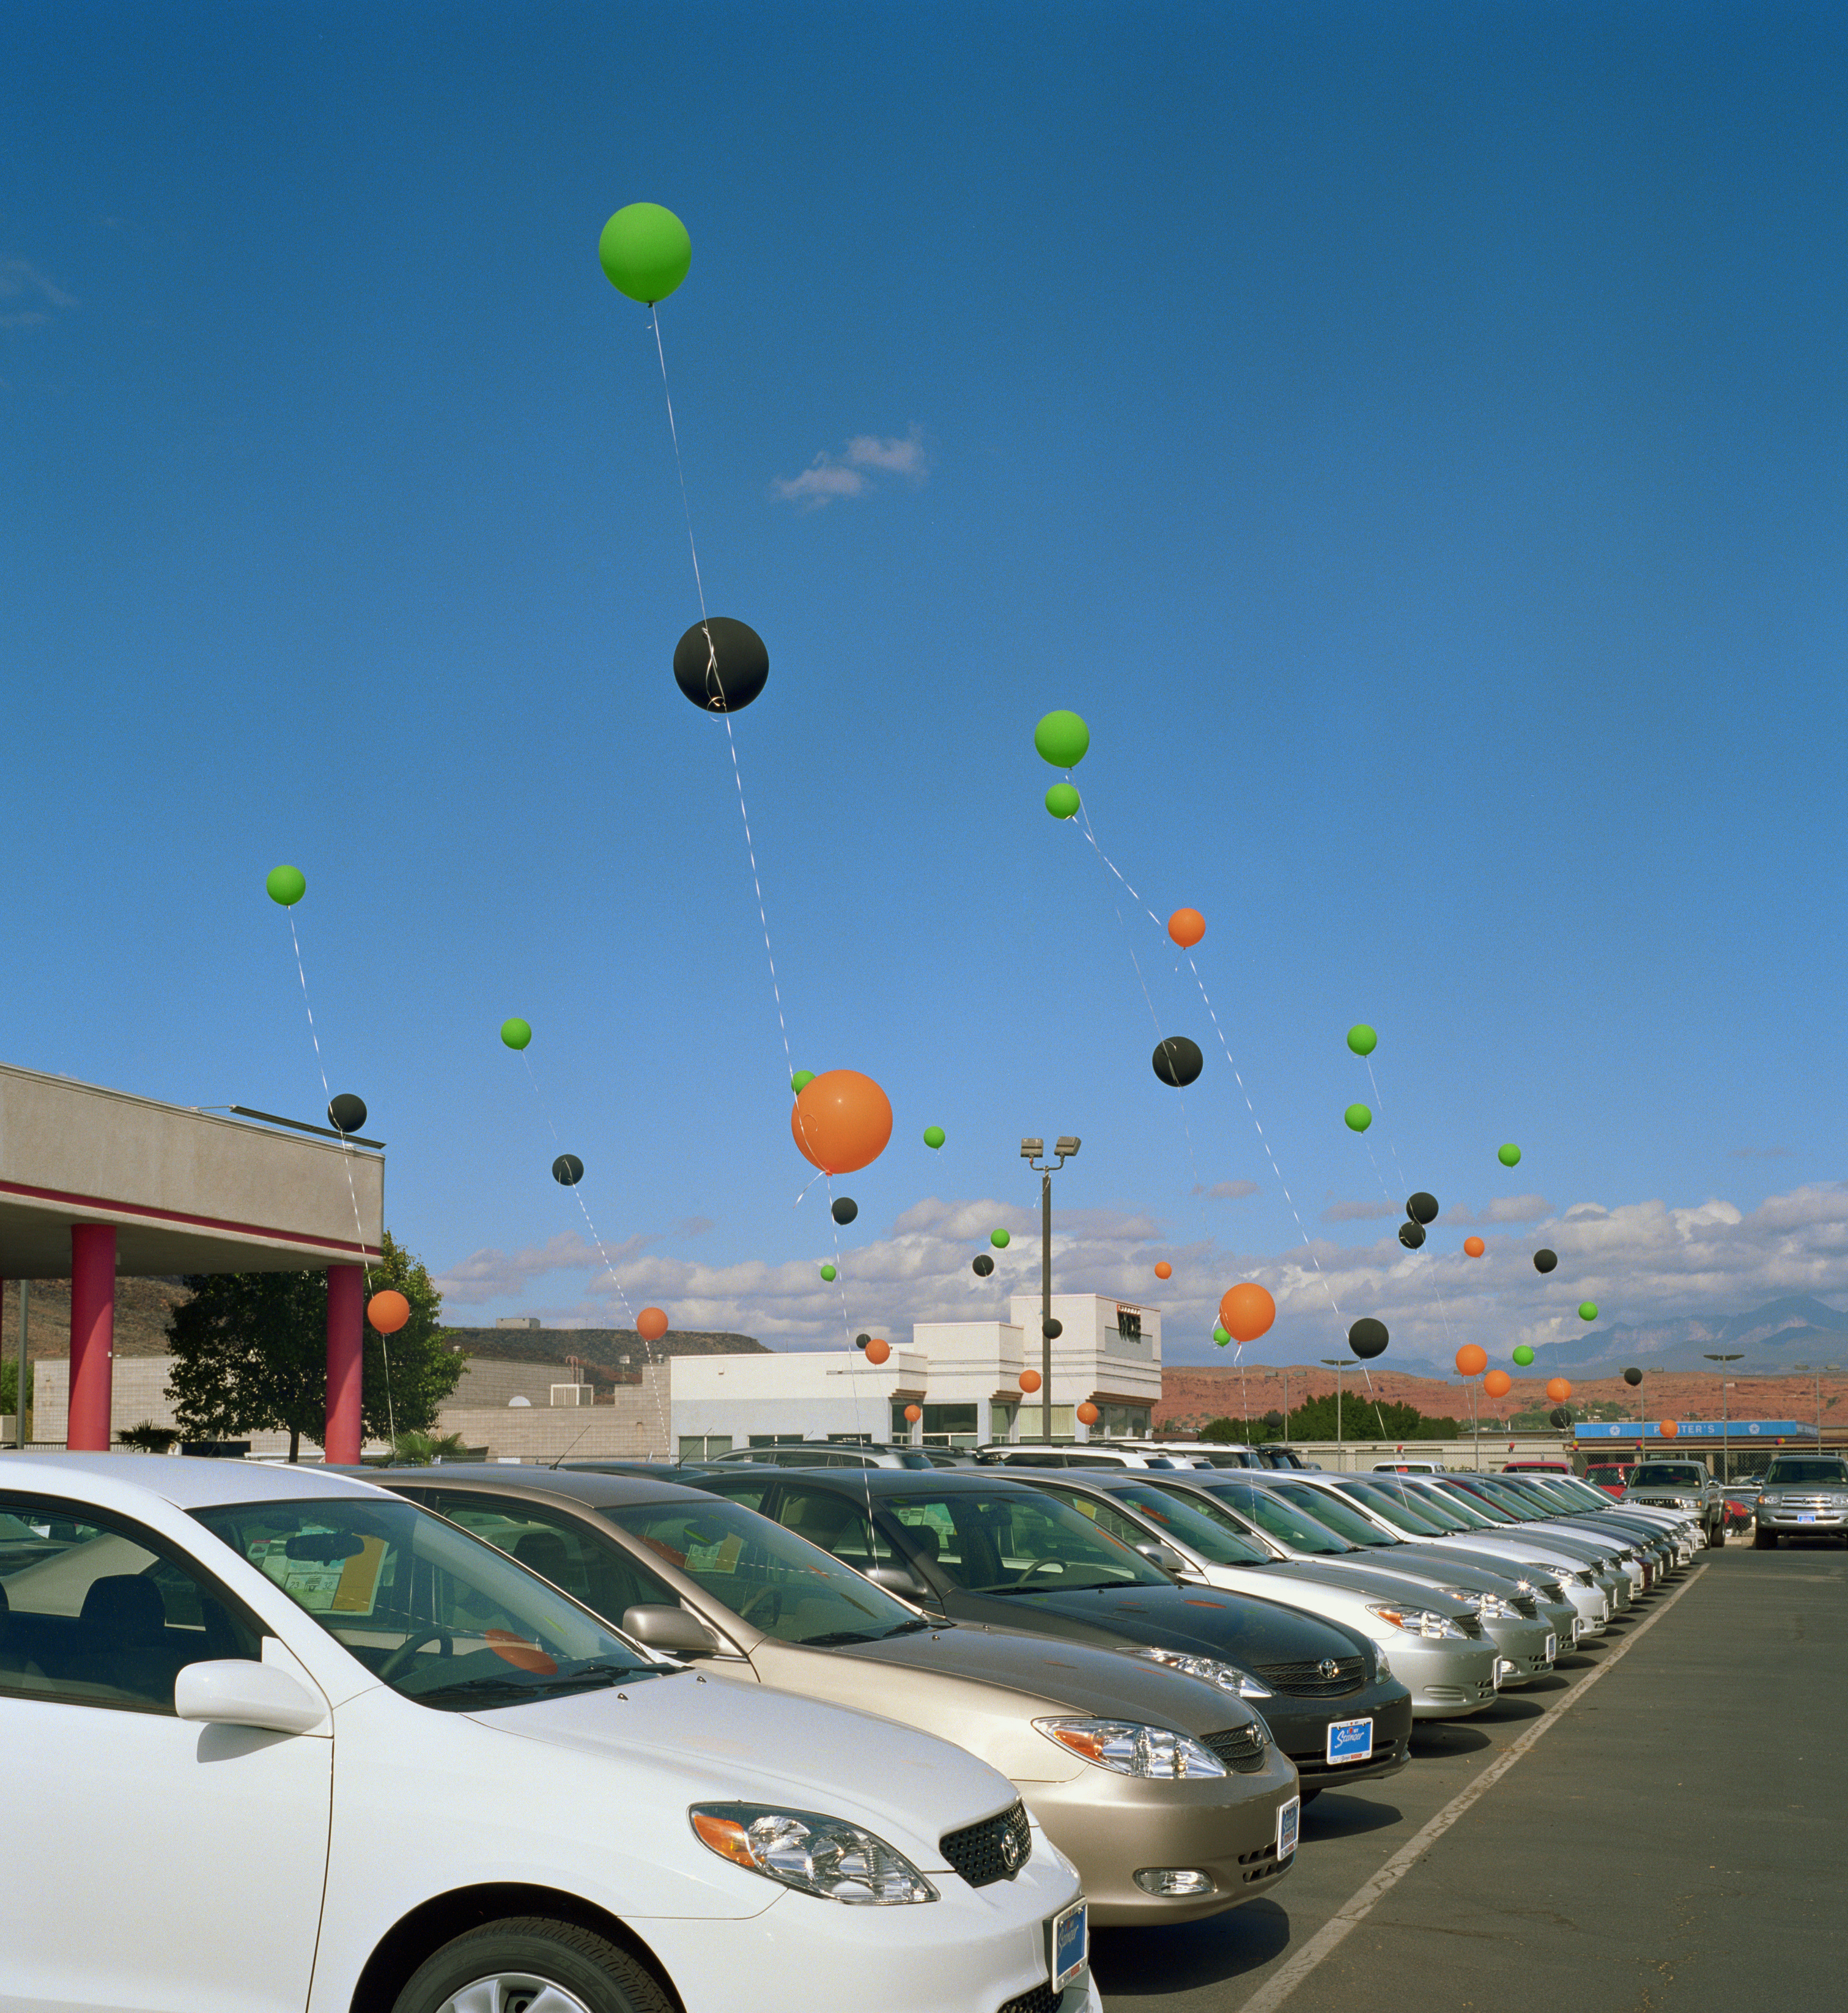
174,1660 -> 330,1735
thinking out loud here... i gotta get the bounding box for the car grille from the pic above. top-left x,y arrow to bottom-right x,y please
1770,1496 -> 1839,1513
943,1801 -> 1031,1888
1631,1496 -> 1693,1509
1238,1838 -> 1292,1883
1252,1655 -> 1367,1696
1511,1595 -> 1539,1618
1202,1725 -> 1270,1773
997,1985 -> 1063,2013
1455,1614 -> 1484,1639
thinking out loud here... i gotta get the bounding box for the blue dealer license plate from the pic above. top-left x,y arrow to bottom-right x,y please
1326,1716 -> 1374,1765
1276,1794 -> 1300,1860
1049,1899 -> 1088,1994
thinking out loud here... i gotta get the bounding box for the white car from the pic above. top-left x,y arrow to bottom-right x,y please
0,1455 -> 1096,2013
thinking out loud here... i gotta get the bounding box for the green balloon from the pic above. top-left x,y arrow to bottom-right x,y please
1044,783 -> 1081,820
791,1069 -> 816,1092
598,203 -> 692,304
1347,1024 -> 1377,1057
1344,1104 -> 1372,1132
1512,1345 -> 1536,1366
265,864 -> 306,907
923,1126 -> 945,1150
819,1263 -> 837,1282
1213,1325 -> 1230,1344
500,1018 -> 532,1051
1498,1143 -> 1522,1167
1033,711 -> 1090,769
990,1228 -> 1011,1249
1578,1302 -> 1599,1322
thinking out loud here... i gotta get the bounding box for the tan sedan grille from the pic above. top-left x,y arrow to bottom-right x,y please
1202,1725 -> 1271,1773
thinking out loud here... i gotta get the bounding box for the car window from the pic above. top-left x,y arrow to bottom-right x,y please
1436,1482 -> 1514,1523
191,1496 -> 662,1711
1197,1480 -> 1353,1554
771,1488 -> 898,1575
876,1491 -> 1164,1595
1762,1460 -> 1848,1485
1266,1483 -> 1399,1548
605,1499 -> 921,1647
0,1494 -> 262,1714
1107,1483 -> 1274,1566
1338,1479 -> 1457,1534
692,1475 -> 777,1515
411,1490 -> 674,1623
999,1452 -> 1066,1468
1037,1487 -> 1162,1553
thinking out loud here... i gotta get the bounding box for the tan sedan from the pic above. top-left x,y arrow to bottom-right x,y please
373,1464 -> 1301,1926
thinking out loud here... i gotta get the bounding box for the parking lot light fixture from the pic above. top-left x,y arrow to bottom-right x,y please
1024,1135 -> 1081,1441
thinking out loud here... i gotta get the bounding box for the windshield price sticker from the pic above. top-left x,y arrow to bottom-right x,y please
1049,1899 -> 1088,1993
1276,1794 -> 1300,1861
1326,1716 -> 1373,1765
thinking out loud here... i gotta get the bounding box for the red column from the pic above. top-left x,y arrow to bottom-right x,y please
68,1226 -> 116,1452
325,1264 -> 364,1465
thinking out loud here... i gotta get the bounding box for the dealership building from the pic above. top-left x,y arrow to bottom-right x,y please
671,1293 -> 1161,1458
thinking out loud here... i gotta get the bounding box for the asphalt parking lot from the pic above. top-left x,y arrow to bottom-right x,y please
1093,1542 -> 1847,2011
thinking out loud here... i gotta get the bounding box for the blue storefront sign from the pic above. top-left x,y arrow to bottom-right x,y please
1573,1420 -> 1815,1442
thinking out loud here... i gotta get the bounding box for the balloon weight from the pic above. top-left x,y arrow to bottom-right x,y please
1076,1402 -> 1100,1427
1346,1024 -> 1378,1057
674,616 -> 769,713
1044,783 -> 1081,819
1533,1249 -> 1558,1274
1033,710 -> 1090,768
923,1126 -> 945,1149
327,1094 -> 368,1135
1578,1302 -> 1599,1322
831,1196 -> 858,1226
1399,1222 -> 1426,1250
1498,1143 -> 1522,1167
1464,1236 -> 1486,1257
791,1069 -> 893,1175
597,202 -> 692,303
990,1228 -> 1011,1249
972,1254 -> 995,1277
819,1263 -> 837,1282
552,1154 -> 584,1186
1546,1377 -> 1572,1402
1406,1191 -> 1440,1225
1512,1344 -> 1536,1367
1348,1318 -> 1389,1359
1152,1036 -> 1203,1088
1220,1282 -> 1276,1343
865,1339 -> 891,1365
1622,1366 -> 1643,1387
366,1290 -> 410,1335
500,1018 -> 532,1051
1484,1368 -> 1512,1398
1345,1104 -> 1373,1132
265,865 -> 306,907
636,1307 -> 669,1342
1019,1368 -> 1041,1394
1153,1261 -> 1172,1280
1455,1344 -> 1488,1377
1167,908 -> 1205,949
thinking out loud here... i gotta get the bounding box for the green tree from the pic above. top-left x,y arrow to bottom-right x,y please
0,1356 -> 31,1427
165,1232 -> 462,1461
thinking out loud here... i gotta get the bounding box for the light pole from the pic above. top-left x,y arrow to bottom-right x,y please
1319,1358 -> 1345,1468
1793,1364 -> 1839,1449
1703,1353 -> 1743,1482
1022,1137 -> 1081,1443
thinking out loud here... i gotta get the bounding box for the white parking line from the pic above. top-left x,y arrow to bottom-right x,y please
1235,1565 -> 1709,2013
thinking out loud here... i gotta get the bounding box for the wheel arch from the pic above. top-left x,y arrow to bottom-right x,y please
347,1883 -> 686,2013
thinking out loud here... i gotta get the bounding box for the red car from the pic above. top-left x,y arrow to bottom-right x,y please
1583,1463 -> 1636,1499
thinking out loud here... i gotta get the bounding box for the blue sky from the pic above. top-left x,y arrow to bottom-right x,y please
5,2 -> 1845,1370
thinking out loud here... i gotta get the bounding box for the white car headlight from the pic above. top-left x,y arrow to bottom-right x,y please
1474,1594 -> 1521,1619
1119,1644 -> 1274,1698
690,1804 -> 939,1904
1036,1718 -> 1232,1778
1366,1602 -> 1467,1639
1373,1646 -> 1392,1680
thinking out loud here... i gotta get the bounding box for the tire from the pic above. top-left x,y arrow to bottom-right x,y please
1709,1520 -> 1725,1548
1753,1526 -> 1776,1550
392,1918 -> 675,2013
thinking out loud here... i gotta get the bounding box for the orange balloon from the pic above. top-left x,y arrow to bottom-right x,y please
1154,1261 -> 1173,1280
903,1403 -> 922,1424
1545,1376 -> 1572,1403
636,1307 -> 669,1342
1076,1402 -> 1100,1426
1167,908 -> 1205,949
1019,1368 -> 1042,1394
1463,1236 -> 1485,1258
1660,1419 -> 1679,1439
1455,1344 -> 1488,1376
790,1069 -> 893,1175
864,1338 -> 891,1365
1484,1368 -> 1512,1398
1219,1283 -> 1276,1344
366,1290 -> 410,1334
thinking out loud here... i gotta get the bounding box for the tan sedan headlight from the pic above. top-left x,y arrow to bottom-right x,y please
1036,1718 -> 1232,1778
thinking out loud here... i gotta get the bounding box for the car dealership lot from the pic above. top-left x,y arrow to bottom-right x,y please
1092,1544 -> 1847,2011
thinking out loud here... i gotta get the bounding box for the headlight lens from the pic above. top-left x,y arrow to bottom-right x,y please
689,1804 -> 939,1904
1474,1594 -> 1521,1619
1036,1718 -> 1232,1778
1374,1646 -> 1392,1680
1120,1644 -> 1274,1699
1365,1602 -> 1466,1639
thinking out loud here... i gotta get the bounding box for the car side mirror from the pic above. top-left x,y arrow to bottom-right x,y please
174,1660 -> 328,1735
865,1565 -> 926,1601
1135,1542 -> 1188,1575
622,1605 -> 723,1656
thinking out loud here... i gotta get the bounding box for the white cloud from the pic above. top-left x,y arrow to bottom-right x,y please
774,427 -> 926,508
772,461 -> 867,506
1447,1195 -> 1554,1225
845,431 -> 925,476
0,259 -> 75,328
1194,1180 -> 1261,1199
674,1216 -> 716,1238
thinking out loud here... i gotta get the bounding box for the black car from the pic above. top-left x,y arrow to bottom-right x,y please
685,1465 -> 1413,1794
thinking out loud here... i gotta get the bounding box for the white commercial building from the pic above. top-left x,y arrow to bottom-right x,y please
670,1294 -> 1161,1458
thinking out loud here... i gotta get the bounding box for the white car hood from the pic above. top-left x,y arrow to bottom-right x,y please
471,1672 -> 1018,1863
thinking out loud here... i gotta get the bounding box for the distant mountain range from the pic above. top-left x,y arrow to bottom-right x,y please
1434,1294 -> 1848,1377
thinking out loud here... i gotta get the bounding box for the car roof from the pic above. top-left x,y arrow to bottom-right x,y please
693,1466 -> 1040,1498
0,1451 -> 392,1509
362,1463 -> 714,1509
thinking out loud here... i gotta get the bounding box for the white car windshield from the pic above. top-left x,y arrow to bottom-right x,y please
1761,1460 -> 1848,1486
192,1497 -> 665,1710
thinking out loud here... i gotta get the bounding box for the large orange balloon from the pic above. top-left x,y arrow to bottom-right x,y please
1545,1376 -> 1572,1403
903,1403 -> 922,1424
1219,1283 -> 1276,1343
1153,1261 -> 1172,1280
791,1069 -> 893,1175
1463,1236 -> 1485,1258
1076,1402 -> 1100,1425
1484,1368 -> 1512,1398
1455,1344 -> 1488,1376
637,1307 -> 669,1342
1019,1368 -> 1042,1394
1167,908 -> 1205,949
1660,1419 -> 1679,1439
865,1338 -> 891,1365
366,1290 -> 410,1334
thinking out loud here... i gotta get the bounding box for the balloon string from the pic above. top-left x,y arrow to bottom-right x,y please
649,306 -> 709,623
723,713 -> 797,1095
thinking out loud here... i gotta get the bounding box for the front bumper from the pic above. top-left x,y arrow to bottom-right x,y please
1390,1638 -> 1501,1718
1263,1683 -> 1414,1791
1478,1614 -> 1557,1686
1756,1503 -> 1848,1534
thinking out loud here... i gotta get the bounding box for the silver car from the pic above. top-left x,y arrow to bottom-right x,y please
1384,1477 -> 1621,1634
1752,1455 -> 1848,1546
1418,1476 -> 1638,1609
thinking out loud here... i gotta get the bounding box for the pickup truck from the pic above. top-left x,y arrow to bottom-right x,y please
1622,1459 -> 1726,1546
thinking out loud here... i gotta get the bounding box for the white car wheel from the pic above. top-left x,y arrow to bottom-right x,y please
395,1921 -> 674,2013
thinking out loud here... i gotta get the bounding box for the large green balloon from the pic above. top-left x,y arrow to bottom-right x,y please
1347,1024 -> 1377,1057
990,1228 -> 1011,1249
1512,1344 -> 1536,1366
1344,1104 -> 1373,1132
1034,711 -> 1090,769
1498,1143 -> 1522,1167
1044,783 -> 1081,820
819,1263 -> 837,1282
500,1018 -> 532,1051
923,1126 -> 945,1149
598,204 -> 692,303
265,865 -> 306,907
1578,1302 -> 1599,1321
1213,1325 -> 1230,1344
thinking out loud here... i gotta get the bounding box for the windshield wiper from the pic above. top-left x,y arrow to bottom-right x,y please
797,1630 -> 881,1647
880,1617 -> 940,1636
981,1578 -> 1131,1595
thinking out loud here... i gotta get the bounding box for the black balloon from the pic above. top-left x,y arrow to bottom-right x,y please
328,1093 -> 368,1134
552,1154 -> 584,1186
1406,1191 -> 1439,1225
673,616 -> 770,713
1533,1249 -> 1558,1274
972,1253 -> 995,1277
1043,1317 -> 1063,1340
1348,1317 -> 1389,1359
832,1195 -> 858,1226
855,1333 -> 871,1351
1549,1405 -> 1574,1428
1622,1366 -> 1643,1387
1398,1222 -> 1426,1250
1151,1036 -> 1204,1088
1263,1411 -> 1284,1432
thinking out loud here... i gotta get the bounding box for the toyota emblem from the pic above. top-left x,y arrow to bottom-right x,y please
1000,1827 -> 1022,1872
1317,1658 -> 1340,1680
